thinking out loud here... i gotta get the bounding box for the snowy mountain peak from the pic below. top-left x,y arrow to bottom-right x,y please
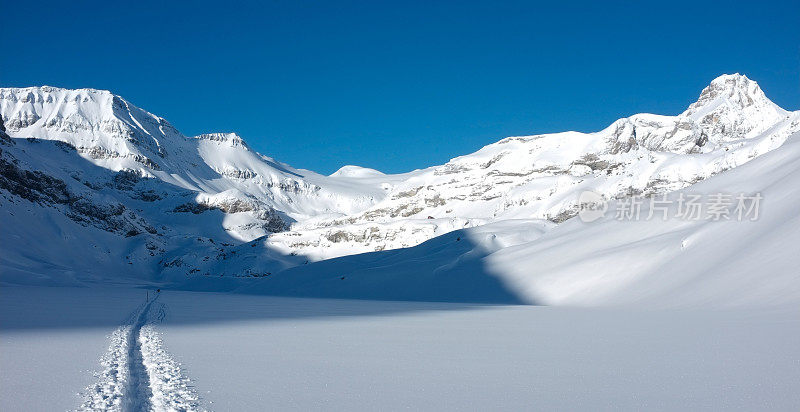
674,73 -> 789,143
330,165 -> 385,178
686,73 -> 776,114
0,86 -> 181,169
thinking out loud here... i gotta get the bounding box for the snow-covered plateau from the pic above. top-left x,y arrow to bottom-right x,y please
1,73 -> 800,410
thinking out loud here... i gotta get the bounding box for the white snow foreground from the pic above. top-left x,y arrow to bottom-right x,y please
2,287 -> 798,411
80,296 -> 202,412
1,73 -> 799,283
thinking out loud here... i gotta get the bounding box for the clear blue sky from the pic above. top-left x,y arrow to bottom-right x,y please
2,1 -> 798,174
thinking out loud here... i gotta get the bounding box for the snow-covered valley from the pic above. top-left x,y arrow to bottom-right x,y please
2,73 -> 800,410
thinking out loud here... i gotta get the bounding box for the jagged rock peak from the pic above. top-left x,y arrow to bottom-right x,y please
194,132 -> 249,148
686,73 -> 774,113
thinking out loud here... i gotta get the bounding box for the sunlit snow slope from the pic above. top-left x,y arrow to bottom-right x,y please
257,129 -> 800,307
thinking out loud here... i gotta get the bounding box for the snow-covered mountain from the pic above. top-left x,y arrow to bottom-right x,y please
0,87 -> 391,231
1,74 -> 798,285
267,74 -> 798,259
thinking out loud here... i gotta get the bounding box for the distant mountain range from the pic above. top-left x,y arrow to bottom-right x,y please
1,73 -> 798,294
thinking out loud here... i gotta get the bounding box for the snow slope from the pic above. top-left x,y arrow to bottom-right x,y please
486,129 -> 800,307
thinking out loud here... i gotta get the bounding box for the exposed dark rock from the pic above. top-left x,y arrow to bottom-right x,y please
173,202 -> 214,214
573,153 -> 611,171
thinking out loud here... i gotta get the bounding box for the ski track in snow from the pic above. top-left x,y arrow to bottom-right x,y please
80,296 -> 203,411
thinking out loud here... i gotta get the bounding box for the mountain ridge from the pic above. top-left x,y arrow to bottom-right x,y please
1,73 -> 798,284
